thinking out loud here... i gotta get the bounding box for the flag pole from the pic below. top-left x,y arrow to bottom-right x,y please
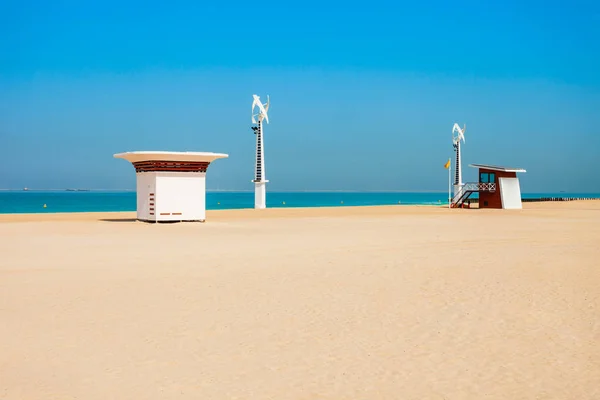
448,158 -> 451,209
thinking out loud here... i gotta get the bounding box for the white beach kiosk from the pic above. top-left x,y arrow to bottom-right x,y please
114,151 -> 228,223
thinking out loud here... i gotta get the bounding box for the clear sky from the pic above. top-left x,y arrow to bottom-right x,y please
1,0 -> 599,192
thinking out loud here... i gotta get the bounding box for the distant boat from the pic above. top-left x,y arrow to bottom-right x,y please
23,187 -> 28,191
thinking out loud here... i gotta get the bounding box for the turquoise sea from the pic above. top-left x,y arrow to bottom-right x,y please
1,191 -> 599,214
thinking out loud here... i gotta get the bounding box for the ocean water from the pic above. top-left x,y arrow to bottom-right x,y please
0,191 -> 598,214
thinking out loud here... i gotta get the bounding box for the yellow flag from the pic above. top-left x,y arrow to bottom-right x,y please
444,158 -> 451,169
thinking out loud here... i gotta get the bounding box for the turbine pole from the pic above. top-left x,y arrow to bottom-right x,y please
454,139 -> 462,191
451,123 -> 466,205
256,119 -> 264,182
251,95 -> 269,209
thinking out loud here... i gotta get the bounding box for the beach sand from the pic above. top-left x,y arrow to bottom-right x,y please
1,202 -> 599,399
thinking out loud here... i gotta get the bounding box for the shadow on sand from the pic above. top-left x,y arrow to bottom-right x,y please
98,219 -> 187,224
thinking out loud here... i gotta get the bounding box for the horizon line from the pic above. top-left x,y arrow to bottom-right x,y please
0,188 -> 450,193
0,189 -> 595,194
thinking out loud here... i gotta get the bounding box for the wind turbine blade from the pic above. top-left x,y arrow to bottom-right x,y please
263,95 -> 270,123
452,123 -> 460,134
252,95 -> 260,113
256,101 -> 267,119
252,95 -> 261,123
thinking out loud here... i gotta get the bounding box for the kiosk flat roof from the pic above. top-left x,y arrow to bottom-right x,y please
469,164 -> 526,173
114,151 -> 229,163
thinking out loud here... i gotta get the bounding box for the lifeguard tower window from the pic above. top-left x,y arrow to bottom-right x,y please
480,172 -> 495,183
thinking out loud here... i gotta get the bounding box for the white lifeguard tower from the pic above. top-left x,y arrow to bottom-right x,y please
114,151 -> 228,222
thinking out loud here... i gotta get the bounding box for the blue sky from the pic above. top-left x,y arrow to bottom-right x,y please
1,0 -> 599,192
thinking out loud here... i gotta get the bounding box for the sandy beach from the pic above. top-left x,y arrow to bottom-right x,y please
1,201 -> 599,399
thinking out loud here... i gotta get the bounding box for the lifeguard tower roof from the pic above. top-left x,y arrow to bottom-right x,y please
469,164 -> 526,173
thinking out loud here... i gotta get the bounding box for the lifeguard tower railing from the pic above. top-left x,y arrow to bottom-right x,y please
451,182 -> 496,208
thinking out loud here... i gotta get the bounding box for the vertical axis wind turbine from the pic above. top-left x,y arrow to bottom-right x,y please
251,94 -> 270,209
452,122 -> 466,201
